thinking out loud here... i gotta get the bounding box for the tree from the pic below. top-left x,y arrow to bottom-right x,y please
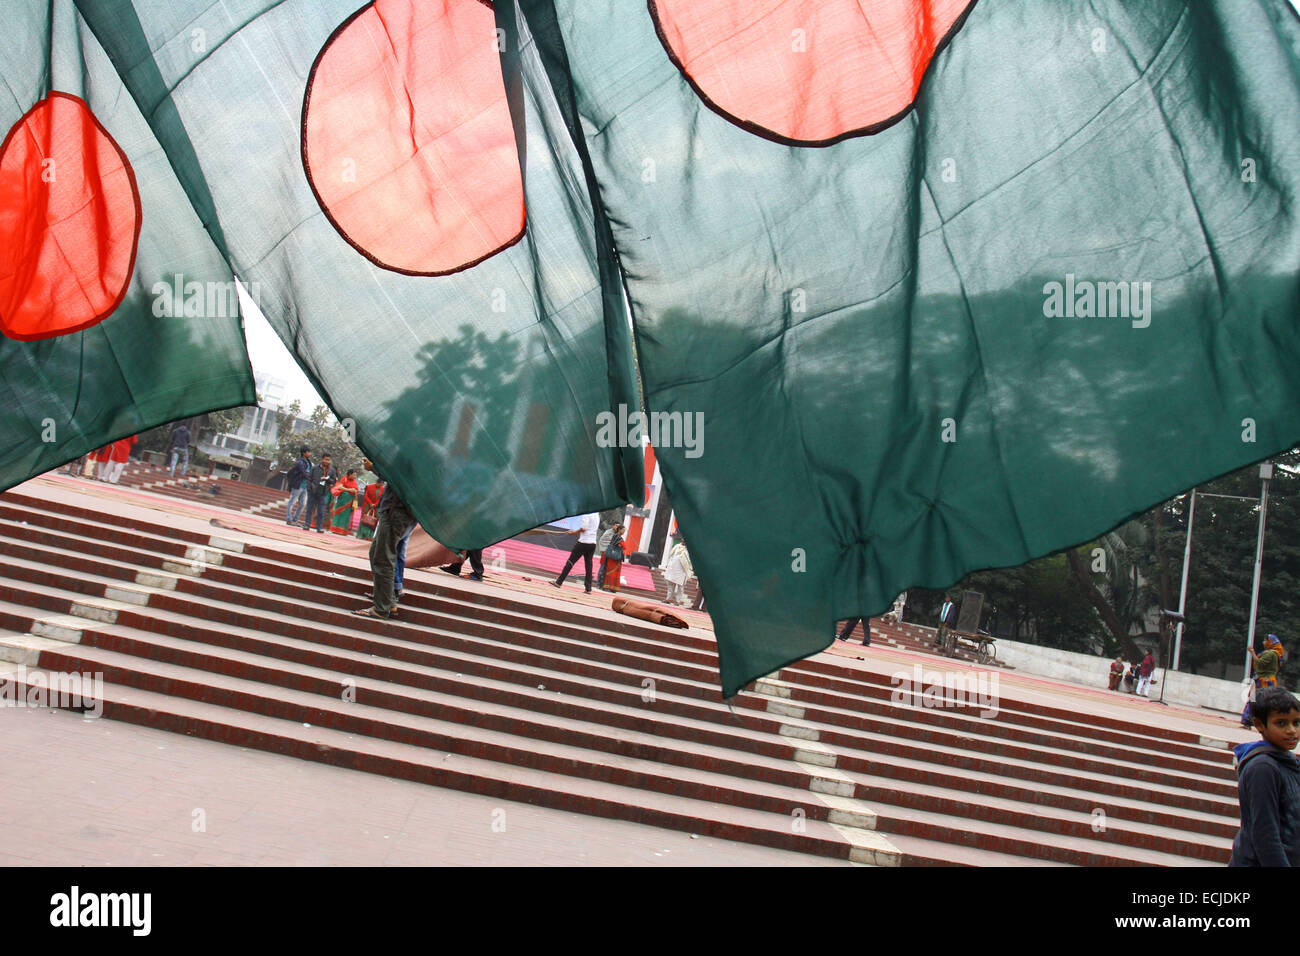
272,400 -> 367,477
903,449 -> 1300,681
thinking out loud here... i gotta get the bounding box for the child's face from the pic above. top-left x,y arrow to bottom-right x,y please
1254,709 -> 1300,751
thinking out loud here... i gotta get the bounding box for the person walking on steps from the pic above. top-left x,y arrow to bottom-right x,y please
835,618 -> 870,646
552,512 -> 600,593
440,548 -> 485,582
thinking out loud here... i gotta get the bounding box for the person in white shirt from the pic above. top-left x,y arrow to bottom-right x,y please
552,512 -> 601,593
664,539 -> 693,607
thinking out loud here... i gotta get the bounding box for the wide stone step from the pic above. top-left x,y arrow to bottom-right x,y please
0,526 -> 1236,796
35,618 -> 1237,852
9,635 -> 1202,867
0,560 -> 1239,809
0,490 -> 1234,753
3,658 -> 899,866
0,487 -> 1247,865
0,574 -> 1237,868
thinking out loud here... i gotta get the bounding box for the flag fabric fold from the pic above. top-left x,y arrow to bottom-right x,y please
70,0 -> 643,550
8,0 -> 1300,698
507,0 -> 1300,695
0,0 -> 256,487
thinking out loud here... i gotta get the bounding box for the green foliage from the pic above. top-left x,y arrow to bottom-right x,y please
905,449 -> 1300,679
272,399 -> 366,476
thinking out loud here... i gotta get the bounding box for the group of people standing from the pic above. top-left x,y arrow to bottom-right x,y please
550,514 -> 696,607
283,447 -> 384,539
86,434 -> 138,484
1108,651 -> 1158,696
551,512 -> 620,594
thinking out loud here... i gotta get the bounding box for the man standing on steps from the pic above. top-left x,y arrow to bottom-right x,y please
552,512 -> 600,593
302,453 -> 336,532
355,457 -> 417,620
168,422 -> 191,477
285,446 -> 311,525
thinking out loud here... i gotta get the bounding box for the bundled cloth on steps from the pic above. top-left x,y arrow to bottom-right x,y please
612,596 -> 688,630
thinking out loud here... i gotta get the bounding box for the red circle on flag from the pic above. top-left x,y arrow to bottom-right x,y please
302,0 -> 525,276
648,0 -> 977,146
0,92 -> 142,341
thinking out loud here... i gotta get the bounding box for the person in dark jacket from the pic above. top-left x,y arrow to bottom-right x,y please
354,457 -> 416,619
284,446 -> 312,525
1230,686 -> 1300,866
168,423 -> 192,477
301,453 -> 336,532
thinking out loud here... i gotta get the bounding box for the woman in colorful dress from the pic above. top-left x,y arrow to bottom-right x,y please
356,479 -> 384,540
328,469 -> 360,535
599,523 -> 626,593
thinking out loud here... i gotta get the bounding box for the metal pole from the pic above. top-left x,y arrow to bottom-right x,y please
1244,463 -> 1274,678
1173,488 -> 1195,671
1158,620 -> 1169,706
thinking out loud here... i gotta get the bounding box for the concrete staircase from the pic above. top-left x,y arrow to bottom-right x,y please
107,463 -> 292,515
0,487 -> 1240,866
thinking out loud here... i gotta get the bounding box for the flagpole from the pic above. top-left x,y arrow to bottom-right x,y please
1243,463 -> 1273,678
1172,488 -> 1195,671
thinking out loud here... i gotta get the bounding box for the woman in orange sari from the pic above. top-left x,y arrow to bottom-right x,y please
356,479 -> 384,540
599,523 -> 626,593
328,470 -> 360,535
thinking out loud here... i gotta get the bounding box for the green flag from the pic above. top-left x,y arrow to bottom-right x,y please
57,0 -> 1300,698
71,0 -> 642,546
0,0 -> 255,484
504,0 -> 1300,695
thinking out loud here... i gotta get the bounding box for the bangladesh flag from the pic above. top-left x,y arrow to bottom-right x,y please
501,0 -> 1300,695
71,0 -> 643,547
44,0 -> 1300,697
0,0 -> 255,485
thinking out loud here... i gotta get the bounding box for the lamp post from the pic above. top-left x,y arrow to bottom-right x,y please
1158,609 -> 1184,706
1173,488 -> 1196,671
1244,462 -> 1274,678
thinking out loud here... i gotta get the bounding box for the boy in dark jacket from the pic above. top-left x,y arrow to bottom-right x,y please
285,447 -> 311,525
1230,686 -> 1300,866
